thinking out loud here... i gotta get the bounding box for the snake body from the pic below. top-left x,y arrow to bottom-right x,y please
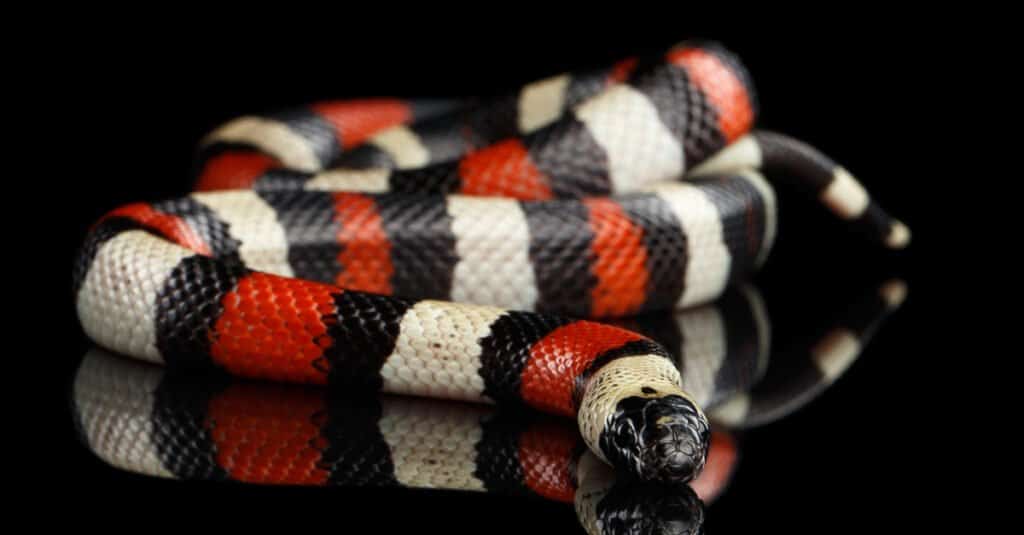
73,290 -> 769,534
73,40 -> 908,483
73,280 -> 903,533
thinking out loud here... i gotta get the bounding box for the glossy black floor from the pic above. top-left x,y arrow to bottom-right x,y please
33,25 -> 950,533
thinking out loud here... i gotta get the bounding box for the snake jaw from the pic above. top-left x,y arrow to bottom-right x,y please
598,394 -> 710,484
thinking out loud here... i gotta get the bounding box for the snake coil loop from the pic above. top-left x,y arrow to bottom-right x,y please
73,40 -> 907,483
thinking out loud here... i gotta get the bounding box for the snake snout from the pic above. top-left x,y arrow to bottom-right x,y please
647,421 -> 703,482
658,448 -> 696,481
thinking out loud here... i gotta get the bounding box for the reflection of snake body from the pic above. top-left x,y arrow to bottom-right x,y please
711,280 -> 906,428
73,281 -> 902,534
73,352 -> 712,535
72,288 -> 767,535
73,40 -> 908,483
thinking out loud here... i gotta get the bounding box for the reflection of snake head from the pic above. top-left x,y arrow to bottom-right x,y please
595,483 -> 705,535
576,452 -> 705,535
600,394 -> 710,484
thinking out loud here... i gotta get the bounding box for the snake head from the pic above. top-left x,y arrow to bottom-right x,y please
598,394 -> 710,484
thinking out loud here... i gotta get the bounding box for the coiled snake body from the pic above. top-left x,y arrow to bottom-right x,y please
73,40 -> 908,483
73,281 -> 903,534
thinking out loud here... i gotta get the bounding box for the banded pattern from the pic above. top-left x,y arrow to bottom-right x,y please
73,351 -> 571,493
612,285 -> 771,409
80,174 -> 774,318
72,351 -> 715,534
75,39 -> 910,485
73,276 -> 901,518
196,99 -> 461,190
690,132 -> 909,249
195,42 -> 756,201
72,348 -> 738,502
335,62 -> 630,170
79,223 -> 662,402
75,222 -> 715,481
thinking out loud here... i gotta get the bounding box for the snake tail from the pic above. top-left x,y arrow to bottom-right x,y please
690,131 -> 910,249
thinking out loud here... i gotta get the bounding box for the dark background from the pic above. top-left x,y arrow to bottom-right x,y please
28,23 -> 953,532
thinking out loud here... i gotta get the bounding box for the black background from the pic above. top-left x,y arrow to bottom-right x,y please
27,21 -> 954,533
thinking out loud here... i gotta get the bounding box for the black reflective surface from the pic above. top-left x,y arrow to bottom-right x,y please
61,277 -> 909,534
34,28 -> 947,533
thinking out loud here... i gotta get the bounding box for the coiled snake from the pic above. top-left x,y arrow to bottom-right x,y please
72,40 -> 909,484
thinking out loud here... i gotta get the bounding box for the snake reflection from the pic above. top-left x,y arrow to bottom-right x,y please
71,280 -> 904,535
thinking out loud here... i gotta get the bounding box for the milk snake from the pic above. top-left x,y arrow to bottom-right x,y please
72,40 -> 909,484
72,281 -> 904,534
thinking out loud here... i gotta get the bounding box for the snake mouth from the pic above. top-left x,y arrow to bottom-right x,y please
598,394 -> 710,484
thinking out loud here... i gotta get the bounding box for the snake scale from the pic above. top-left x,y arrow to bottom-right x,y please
73,40 -> 909,483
